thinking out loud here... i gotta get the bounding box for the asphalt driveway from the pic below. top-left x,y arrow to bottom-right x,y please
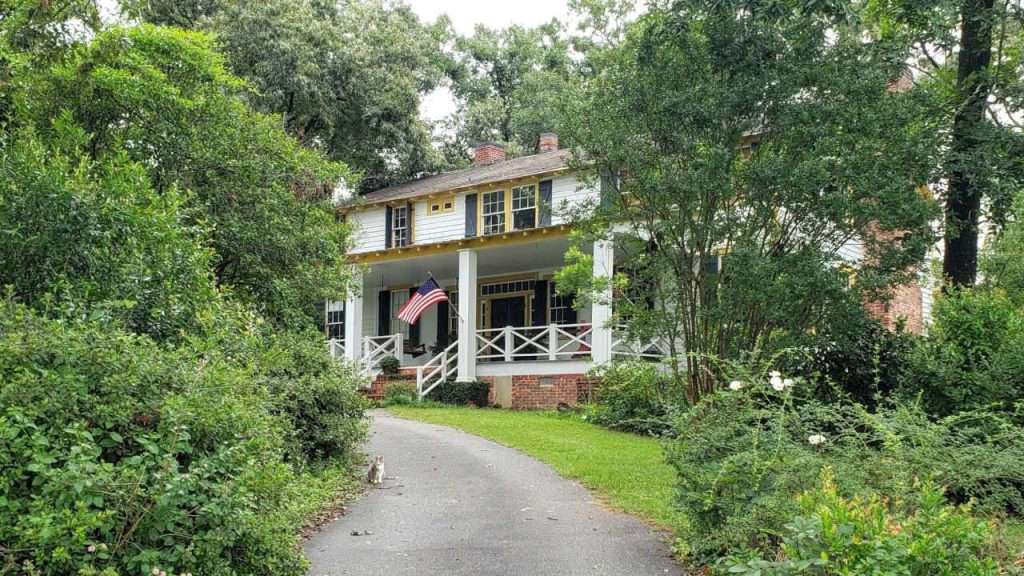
304,410 -> 681,576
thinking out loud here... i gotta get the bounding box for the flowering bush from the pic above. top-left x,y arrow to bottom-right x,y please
668,363 -> 1024,564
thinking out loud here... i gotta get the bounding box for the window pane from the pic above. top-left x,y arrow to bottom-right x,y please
482,191 -> 505,235
512,186 -> 536,230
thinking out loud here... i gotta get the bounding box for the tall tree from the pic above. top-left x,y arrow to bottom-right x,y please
945,0 -> 997,286
870,0 -> 1024,286
444,21 -> 575,159
26,25 -> 356,326
124,0 -> 453,191
557,0 -> 940,402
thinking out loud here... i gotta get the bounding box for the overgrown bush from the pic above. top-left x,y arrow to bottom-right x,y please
783,314 -> 914,408
255,330 -> 368,464
384,382 -> 420,406
588,360 -> 679,435
721,468 -> 1000,575
0,303 -> 366,576
427,380 -> 490,406
900,288 -> 1024,416
668,365 -> 1024,563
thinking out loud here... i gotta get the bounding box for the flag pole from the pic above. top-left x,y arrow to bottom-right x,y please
427,270 -> 465,322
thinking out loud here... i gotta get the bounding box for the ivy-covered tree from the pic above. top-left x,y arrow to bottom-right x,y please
557,0 -> 940,403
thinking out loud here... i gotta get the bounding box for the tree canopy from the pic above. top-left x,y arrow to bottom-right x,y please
557,0 -> 941,401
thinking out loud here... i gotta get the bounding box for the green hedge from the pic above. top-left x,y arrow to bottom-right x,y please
427,380 -> 490,407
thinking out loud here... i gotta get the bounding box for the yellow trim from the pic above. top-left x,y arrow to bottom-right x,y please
477,178 -> 542,237
427,195 -> 455,215
348,225 -> 570,264
341,170 -> 571,213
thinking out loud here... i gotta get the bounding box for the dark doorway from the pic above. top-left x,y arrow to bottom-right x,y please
489,296 -> 526,328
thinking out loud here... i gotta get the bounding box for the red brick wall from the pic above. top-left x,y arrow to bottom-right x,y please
362,373 -> 416,400
865,282 -> 924,334
507,374 -> 597,410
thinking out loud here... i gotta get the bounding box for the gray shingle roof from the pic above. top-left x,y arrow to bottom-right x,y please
361,149 -> 573,204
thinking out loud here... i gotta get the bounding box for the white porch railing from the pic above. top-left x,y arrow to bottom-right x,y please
416,340 -> 459,399
327,338 -> 345,359
363,334 -> 403,370
611,327 -> 671,359
476,323 -> 593,362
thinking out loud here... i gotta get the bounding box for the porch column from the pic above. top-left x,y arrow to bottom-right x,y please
343,277 -> 363,362
456,248 -> 478,382
591,238 -> 614,365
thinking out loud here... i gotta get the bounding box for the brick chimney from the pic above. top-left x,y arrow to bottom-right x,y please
473,142 -> 506,166
538,132 -> 559,153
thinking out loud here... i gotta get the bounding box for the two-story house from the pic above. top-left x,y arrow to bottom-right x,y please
327,134 -> 667,408
327,132 -> 930,409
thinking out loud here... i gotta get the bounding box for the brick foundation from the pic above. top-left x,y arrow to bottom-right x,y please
481,373 -> 598,410
362,373 -> 416,400
365,370 -> 599,410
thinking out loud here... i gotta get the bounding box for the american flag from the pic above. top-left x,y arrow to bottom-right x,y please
397,277 -> 448,325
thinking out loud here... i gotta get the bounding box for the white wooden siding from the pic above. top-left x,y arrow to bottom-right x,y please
413,195 -> 466,245
551,175 -> 598,225
347,172 -> 599,254
349,205 -> 386,254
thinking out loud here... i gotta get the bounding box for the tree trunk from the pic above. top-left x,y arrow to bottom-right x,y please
944,0 -> 995,287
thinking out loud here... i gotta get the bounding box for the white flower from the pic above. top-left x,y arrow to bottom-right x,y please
769,370 -> 781,378
782,378 -> 794,389
86,545 -> 96,553
770,375 -> 785,391
728,380 -> 744,391
808,434 -> 826,446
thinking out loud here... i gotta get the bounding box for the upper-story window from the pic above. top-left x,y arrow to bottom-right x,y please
482,190 -> 505,235
392,205 -> 410,247
512,185 -> 537,229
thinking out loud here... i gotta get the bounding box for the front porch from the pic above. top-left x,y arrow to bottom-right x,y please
325,235 -> 669,403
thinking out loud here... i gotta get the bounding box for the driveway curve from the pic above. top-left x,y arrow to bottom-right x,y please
305,410 -> 681,576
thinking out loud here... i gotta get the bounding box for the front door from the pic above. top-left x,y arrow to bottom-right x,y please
488,296 -> 526,328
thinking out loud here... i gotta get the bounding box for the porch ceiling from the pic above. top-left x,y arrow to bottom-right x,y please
363,236 -> 577,288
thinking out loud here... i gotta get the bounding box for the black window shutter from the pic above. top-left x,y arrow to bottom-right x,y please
377,290 -> 391,336
384,205 -> 393,248
532,280 -> 548,326
436,296 -> 450,346
407,201 -> 414,244
539,180 -> 553,227
464,193 -> 477,237
408,286 -> 420,346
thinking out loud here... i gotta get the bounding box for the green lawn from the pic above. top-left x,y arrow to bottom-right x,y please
387,406 -> 684,531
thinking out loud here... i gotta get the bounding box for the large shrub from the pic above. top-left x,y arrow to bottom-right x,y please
668,366 -> 1024,563
254,330 -> 368,464
722,469 -> 1000,576
427,380 -> 490,407
0,303 -> 365,575
900,288 -> 1024,416
588,360 -> 679,436
783,314 -> 914,408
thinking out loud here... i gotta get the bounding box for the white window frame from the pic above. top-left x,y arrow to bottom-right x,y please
392,205 -> 410,247
548,283 -> 572,325
511,184 -> 537,230
481,190 -> 506,235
